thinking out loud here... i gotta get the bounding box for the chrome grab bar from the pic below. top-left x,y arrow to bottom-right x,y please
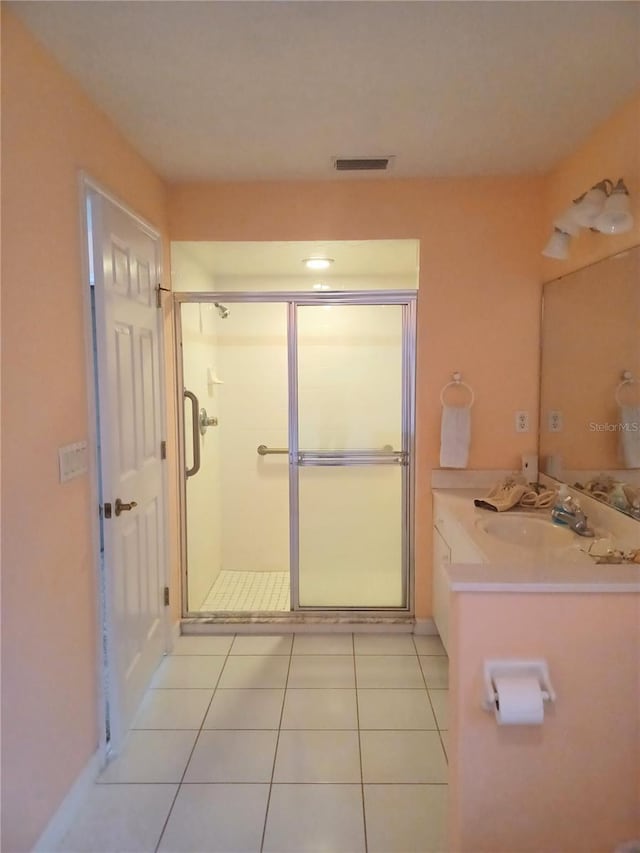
257,444 -> 288,456
184,389 -> 201,477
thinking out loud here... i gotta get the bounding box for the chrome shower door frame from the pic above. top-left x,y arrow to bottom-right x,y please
288,294 -> 416,613
174,291 -> 417,618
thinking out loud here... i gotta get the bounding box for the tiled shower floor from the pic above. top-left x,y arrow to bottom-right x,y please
201,571 -> 290,612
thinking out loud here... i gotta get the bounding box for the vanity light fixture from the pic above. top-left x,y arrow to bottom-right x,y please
542,227 -> 571,260
303,258 -> 334,270
593,179 -> 634,234
570,179 -> 612,229
543,177 -> 634,258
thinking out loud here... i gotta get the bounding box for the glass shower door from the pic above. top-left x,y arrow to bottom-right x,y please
179,301 -> 290,613
293,302 -> 411,608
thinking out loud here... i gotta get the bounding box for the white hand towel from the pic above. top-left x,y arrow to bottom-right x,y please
440,405 -> 471,468
619,405 -> 640,468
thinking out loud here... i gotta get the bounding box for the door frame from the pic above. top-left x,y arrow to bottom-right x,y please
78,174 -> 171,758
174,290 -> 416,619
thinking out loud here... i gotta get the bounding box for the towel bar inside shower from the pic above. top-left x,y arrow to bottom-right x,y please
256,443 -> 396,456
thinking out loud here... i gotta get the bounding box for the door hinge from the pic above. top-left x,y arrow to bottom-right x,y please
163,586 -> 170,607
160,440 -> 166,460
156,283 -> 171,308
103,502 -> 112,519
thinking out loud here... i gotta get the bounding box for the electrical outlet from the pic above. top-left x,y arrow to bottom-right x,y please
515,411 -> 529,433
548,410 -> 563,432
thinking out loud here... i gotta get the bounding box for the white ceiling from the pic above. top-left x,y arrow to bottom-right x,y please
12,1 -> 640,181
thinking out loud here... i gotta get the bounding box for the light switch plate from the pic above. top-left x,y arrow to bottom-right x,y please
58,441 -> 88,483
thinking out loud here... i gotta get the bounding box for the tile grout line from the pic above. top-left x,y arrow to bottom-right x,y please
259,636 -> 294,853
153,635 -> 236,853
353,633 -> 369,853
413,636 -> 449,762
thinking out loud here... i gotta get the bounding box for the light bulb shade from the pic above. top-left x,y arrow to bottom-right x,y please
593,185 -> 634,234
571,186 -> 607,228
552,205 -> 582,236
542,228 -> 571,260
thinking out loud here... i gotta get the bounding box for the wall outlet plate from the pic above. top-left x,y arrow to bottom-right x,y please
515,411 -> 529,432
548,410 -> 563,432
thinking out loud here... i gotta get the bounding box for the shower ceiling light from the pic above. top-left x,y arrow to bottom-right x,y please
542,176 -> 634,259
303,258 -> 334,270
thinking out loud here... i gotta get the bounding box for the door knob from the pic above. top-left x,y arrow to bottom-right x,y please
115,498 -> 138,516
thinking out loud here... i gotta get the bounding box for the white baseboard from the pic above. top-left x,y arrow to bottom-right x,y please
413,618 -> 438,635
162,618 -> 181,655
33,749 -> 102,852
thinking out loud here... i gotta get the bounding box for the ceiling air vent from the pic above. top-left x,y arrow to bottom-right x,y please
333,156 -> 393,172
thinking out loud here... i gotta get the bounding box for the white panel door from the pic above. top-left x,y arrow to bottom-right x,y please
90,190 -> 166,748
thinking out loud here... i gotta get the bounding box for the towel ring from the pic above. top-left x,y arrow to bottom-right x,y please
440,372 -> 475,408
614,370 -> 639,406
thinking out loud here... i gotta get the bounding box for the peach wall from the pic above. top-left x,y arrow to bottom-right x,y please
0,11 -> 173,851
542,92 -> 640,281
448,591 -> 640,852
169,177 -> 546,619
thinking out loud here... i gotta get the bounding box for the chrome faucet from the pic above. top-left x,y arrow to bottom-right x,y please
551,505 -> 595,537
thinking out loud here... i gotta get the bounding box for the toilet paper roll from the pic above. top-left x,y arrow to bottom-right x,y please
494,675 -> 544,725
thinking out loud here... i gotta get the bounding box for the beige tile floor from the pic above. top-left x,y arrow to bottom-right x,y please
56,633 -> 449,853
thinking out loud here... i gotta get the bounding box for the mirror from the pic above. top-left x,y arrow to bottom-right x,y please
539,245 -> 640,521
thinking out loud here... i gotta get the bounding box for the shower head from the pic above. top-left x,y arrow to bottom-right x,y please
214,302 -> 230,319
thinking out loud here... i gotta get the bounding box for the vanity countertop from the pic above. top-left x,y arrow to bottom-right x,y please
433,488 -> 640,593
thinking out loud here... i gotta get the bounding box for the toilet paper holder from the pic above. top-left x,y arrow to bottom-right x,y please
482,659 -> 556,713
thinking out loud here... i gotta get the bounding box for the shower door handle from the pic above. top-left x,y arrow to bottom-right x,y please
184,389 -> 201,478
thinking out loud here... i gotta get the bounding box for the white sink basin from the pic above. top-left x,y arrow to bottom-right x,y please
475,514 -> 576,548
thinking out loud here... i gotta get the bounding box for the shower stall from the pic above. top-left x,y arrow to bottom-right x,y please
173,242 -> 417,618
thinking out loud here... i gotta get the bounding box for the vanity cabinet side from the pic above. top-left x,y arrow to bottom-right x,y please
432,493 -> 485,654
433,524 -> 452,652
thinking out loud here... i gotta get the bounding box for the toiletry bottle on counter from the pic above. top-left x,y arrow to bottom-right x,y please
551,484 -> 572,525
